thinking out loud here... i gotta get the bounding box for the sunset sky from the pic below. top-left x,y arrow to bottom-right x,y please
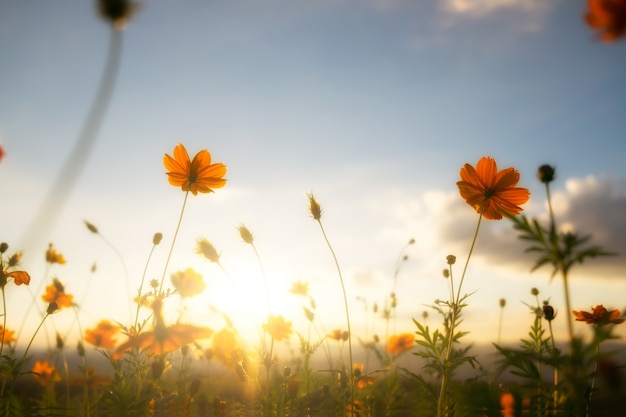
1,0 -> 626,353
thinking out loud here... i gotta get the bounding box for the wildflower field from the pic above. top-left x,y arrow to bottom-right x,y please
2,1 -> 626,417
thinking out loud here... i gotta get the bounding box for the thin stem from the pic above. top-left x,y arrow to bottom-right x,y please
316,220 -> 354,404
19,313 -> 51,372
562,271 -> 574,345
20,28 -> 123,250
158,191 -> 190,296
251,243 -> 271,318
94,231 -> 132,321
586,342 -> 601,417
135,242 -> 159,328
437,213 -> 483,417
0,286 -> 5,357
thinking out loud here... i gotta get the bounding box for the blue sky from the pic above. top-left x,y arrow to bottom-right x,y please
1,0 -> 626,352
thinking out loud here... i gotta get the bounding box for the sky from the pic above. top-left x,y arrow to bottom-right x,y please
1,0 -> 626,356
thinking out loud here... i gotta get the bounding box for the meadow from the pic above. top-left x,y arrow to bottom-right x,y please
2,1 -> 626,416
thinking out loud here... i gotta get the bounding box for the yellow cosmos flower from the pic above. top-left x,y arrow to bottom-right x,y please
263,315 -> 293,341
85,320 -> 121,349
386,333 -> 415,355
45,243 -> 66,265
41,279 -> 74,309
211,326 -> 241,369
171,268 -> 206,298
164,143 -> 227,195
290,280 -> 309,296
457,156 -> 530,220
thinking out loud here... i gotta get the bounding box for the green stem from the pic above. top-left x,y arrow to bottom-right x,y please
316,220 -> 354,407
0,286 -> 6,357
562,271 -> 574,345
586,343 -> 601,417
135,242 -> 158,328
19,28 -> 123,250
437,213 -> 483,417
158,191 -> 189,296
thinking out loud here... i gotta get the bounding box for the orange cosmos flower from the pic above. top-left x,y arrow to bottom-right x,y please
85,320 -> 121,349
171,268 -> 206,298
457,156 -> 530,220
585,0 -> 626,42
32,360 -> 61,385
45,243 -> 66,265
164,143 -> 227,195
573,305 -> 625,326
263,315 -> 293,341
0,325 -> 16,345
113,299 -> 213,359
386,333 -> 415,355
41,278 -> 74,309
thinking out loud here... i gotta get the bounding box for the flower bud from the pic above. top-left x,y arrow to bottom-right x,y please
8,251 -> 21,267
77,341 -> 86,357
84,221 -> 98,234
47,302 -> 59,315
0,243 -> 8,253
531,287 -> 539,296
153,233 -> 163,245
537,165 -> 556,184
307,194 -> 322,220
442,269 -> 450,278
499,298 -> 506,308
237,225 -> 254,244
543,304 -> 556,321
56,333 -> 64,350
446,255 -> 456,265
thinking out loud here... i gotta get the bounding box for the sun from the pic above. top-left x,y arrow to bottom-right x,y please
178,261 -> 305,347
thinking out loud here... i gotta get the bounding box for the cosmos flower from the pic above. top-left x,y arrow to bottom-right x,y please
263,315 -> 293,341
84,320 -> 121,349
573,305 -> 625,326
211,326 -> 241,369
45,243 -> 66,265
457,156 -> 530,220
585,0 -> 626,42
41,279 -> 74,309
290,280 -> 309,296
32,360 -> 61,385
164,144 -> 226,195
386,333 -> 415,355
171,268 -> 206,298
113,299 -> 213,359
0,325 -> 16,345
327,329 -> 349,342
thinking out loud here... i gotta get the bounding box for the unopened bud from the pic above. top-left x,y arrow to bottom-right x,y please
77,341 -> 85,357
47,302 -> 59,314
307,194 -> 322,220
537,165 -> 556,184
0,243 -> 8,253
237,225 -> 254,244
543,304 -> 556,321
499,298 -> 506,308
84,221 -> 98,234
446,255 -> 456,265
153,233 -> 163,245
